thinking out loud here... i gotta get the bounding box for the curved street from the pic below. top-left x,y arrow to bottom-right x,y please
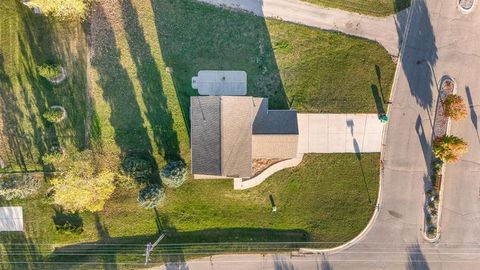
156,0 -> 480,269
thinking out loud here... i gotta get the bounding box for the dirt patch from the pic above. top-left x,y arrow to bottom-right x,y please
252,158 -> 285,177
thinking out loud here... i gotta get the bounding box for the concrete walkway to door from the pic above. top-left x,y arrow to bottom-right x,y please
298,114 -> 384,153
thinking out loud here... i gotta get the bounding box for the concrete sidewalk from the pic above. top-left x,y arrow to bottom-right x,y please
196,0 -> 406,55
297,114 -> 384,153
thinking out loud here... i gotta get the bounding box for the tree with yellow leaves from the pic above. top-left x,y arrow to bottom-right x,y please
51,151 -> 115,213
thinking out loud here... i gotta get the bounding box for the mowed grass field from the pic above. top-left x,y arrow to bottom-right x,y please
0,0 -> 392,267
303,0 -> 411,16
1,154 -> 379,267
0,0 -> 88,172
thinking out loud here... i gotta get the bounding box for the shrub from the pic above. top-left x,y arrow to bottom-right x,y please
427,226 -> 437,238
31,0 -> 91,21
42,147 -> 65,165
52,209 -> 84,235
37,64 -> 62,81
122,157 -> 152,183
0,174 -> 41,200
443,94 -> 467,120
43,106 -> 65,123
160,161 -> 187,188
138,184 -> 165,209
52,170 -> 115,213
433,135 -> 468,163
114,173 -> 137,190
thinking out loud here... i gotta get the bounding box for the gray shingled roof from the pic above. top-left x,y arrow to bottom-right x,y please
252,99 -> 299,135
191,96 -> 252,177
220,97 -> 252,177
191,96 -> 298,178
191,96 -> 221,175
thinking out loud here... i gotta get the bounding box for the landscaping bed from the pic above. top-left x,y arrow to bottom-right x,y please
459,0 -> 475,11
425,77 -> 455,239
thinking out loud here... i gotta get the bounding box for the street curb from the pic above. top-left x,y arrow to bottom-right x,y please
299,0 -> 417,255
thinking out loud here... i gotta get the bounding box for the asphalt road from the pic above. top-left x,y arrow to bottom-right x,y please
154,0 -> 480,269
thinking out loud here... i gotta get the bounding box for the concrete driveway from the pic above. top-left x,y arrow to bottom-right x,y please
196,0 -> 406,55
297,114 -> 384,153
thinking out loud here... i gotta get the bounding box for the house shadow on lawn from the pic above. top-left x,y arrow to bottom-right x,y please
150,0 -> 289,132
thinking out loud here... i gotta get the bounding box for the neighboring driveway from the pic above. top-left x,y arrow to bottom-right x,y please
297,114 -> 383,153
196,0 -> 406,55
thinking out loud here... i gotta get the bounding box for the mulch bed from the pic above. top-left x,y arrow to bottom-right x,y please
433,78 -> 454,138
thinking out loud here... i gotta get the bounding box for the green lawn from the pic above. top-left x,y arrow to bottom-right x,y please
0,0 -> 87,172
1,154 -> 379,268
303,0 -> 411,16
0,0 -> 390,268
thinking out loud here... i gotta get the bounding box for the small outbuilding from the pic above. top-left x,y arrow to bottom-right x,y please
192,70 -> 247,96
0,207 -> 23,232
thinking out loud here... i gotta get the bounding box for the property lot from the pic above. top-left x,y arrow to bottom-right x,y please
0,0 -> 393,267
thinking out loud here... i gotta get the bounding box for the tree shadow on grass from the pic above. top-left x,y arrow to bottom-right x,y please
150,0 -> 289,132
119,0 -> 181,162
0,232 -> 42,270
0,1 -> 88,171
90,3 -> 159,173
49,227 -> 309,268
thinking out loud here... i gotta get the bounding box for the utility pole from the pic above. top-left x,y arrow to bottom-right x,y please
144,232 -> 167,266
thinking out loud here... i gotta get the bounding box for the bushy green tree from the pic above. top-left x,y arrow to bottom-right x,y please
433,135 -> 467,163
37,64 -> 62,80
122,157 -> 152,183
138,184 -> 165,209
43,106 -> 65,123
42,147 -> 65,165
0,174 -> 41,200
31,0 -> 91,21
160,161 -> 187,188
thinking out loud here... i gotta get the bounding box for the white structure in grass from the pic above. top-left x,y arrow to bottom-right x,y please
192,70 -> 247,96
0,207 -> 23,231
